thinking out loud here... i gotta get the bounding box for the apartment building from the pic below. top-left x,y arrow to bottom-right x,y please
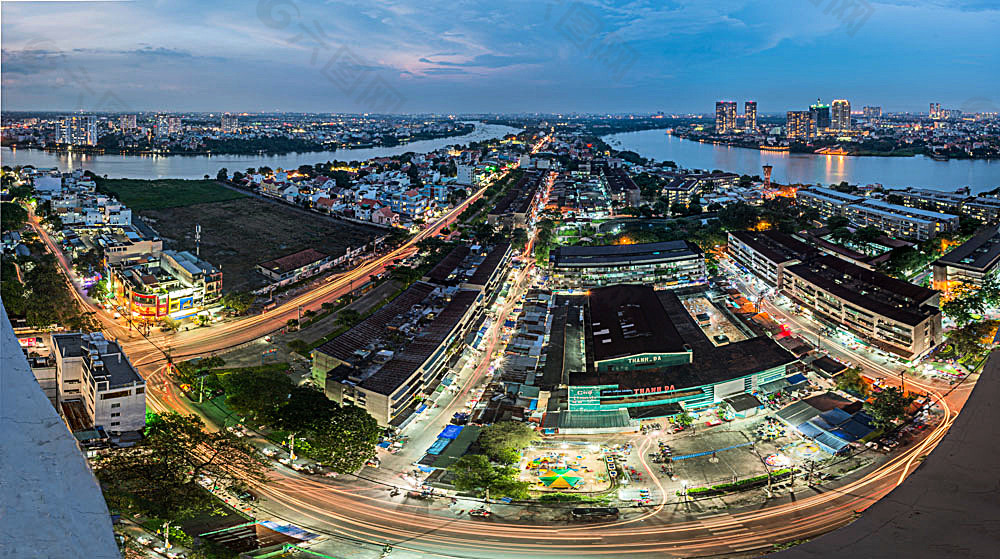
798,187 -> 959,240
891,189 -> 1000,224
782,255 -> 942,359
52,332 -> 146,433
932,226 -> 1000,289
727,230 -> 817,288
796,187 -> 865,220
844,199 -> 959,241
549,240 -> 707,290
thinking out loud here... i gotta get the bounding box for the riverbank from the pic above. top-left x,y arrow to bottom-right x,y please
601,129 -> 999,193
666,131 -> 993,160
0,122 -> 522,180
0,124 -> 476,158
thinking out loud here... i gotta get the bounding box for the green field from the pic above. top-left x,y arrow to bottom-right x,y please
95,178 -> 246,210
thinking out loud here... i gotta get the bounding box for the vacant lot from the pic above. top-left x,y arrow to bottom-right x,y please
140,197 -> 381,292
96,178 -> 247,210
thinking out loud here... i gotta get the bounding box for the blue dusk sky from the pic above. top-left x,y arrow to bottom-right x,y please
1,0 -> 998,114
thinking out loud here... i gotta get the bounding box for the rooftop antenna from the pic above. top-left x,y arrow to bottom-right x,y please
195,224 -> 202,257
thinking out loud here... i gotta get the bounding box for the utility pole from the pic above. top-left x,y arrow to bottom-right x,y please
199,374 -> 206,404
288,433 -> 296,461
194,224 -> 201,257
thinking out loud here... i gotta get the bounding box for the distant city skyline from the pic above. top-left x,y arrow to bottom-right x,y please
2,1 -> 998,114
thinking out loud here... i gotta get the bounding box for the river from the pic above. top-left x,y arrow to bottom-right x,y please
0,122 -> 521,180
602,129 -> 1000,194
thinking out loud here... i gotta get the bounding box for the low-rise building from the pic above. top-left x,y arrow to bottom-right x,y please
845,199 -> 959,240
107,250 -> 222,321
257,248 -> 332,284
796,187 -> 865,220
549,240 -> 707,290
782,255 -> 942,359
727,230 -> 816,288
52,332 -> 146,434
932,226 -> 1000,290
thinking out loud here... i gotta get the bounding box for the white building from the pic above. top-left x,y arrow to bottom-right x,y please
52,332 -> 146,434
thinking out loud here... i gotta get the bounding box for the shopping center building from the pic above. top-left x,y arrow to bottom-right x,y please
542,285 -> 799,433
548,240 -> 707,291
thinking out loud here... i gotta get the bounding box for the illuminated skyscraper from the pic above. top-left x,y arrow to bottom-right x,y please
59,115 -> 98,146
221,113 -> 239,133
809,98 -> 831,132
715,101 -> 737,133
744,101 -> 757,133
930,102 -> 941,118
786,111 -> 811,139
863,106 -> 882,119
119,114 -> 137,131
831,99 -> 851,131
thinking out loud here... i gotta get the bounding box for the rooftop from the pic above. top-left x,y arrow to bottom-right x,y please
551,240 -> 701,268
804,187 -> 865,204
785,255 -> 939,326
730,230 -> 816,265
1,306 -> 120,558
935,226 -> 1000,271
52,332 -> 144,388
569,290 -> 797,390
588,284 -> 688,363
359,289 -> 479,395
860,199 -> 959,222
258,248 -> 330,275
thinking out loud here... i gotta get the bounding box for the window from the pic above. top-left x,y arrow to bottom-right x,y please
110,403 -> 120,409
110,412 -> 120,418
135,387 -> 144,394
110,421 -> 120,427
100,390 -> 131,400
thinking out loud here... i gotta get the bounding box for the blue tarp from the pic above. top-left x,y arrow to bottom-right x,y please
528,399 -> 538,410
834,418 -> 875,441
819,408 -> 852,425
441,376 -> 454,386
796,421 -> 825,439
417,465 -> 434,473
813,431 -> 850,454
416,404 -> 428,414
377,441 -> 391,448
439,425 -> 464,439
426,437 -> 450,455
786,373 -> 808,385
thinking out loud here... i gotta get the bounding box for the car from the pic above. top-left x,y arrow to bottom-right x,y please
469,508 -> 492,517
228,487 -> 256,502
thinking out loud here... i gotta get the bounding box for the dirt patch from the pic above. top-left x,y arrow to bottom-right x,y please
140,197 -> 381,292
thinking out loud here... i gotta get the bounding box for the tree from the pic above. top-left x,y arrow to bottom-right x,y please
478,421 -> 539,464
307,405 -> 380,473
216,168 -> 229,181
717,202 -> 759,230
336,308 -> 362,329
449,455 -> 531,500
675,412 -> 694,427
864,387 -> 911,428
275,385 -> 336,433
511,228 -> 529,250
826,215 -> 850,230
835,367 -> 869,396
941,292 -> 986,327
221,291 -> 254,314
93,413 -> 266,539
946,320 -> 999,357
219,367 -> 294,424
0,202 -> 28,232
670,202 -> 687,216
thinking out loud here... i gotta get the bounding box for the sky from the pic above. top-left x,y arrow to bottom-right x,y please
1,0 -> 998,114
